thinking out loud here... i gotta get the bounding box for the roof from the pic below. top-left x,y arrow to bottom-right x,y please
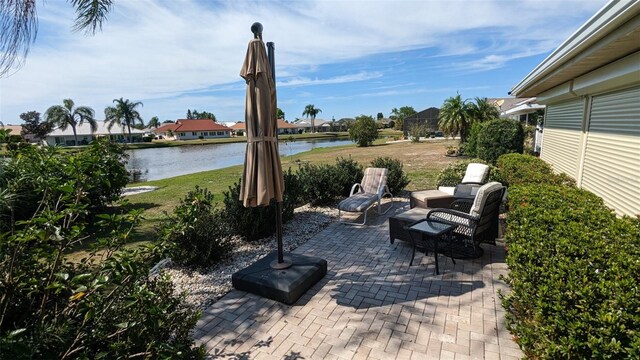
229,119 -> 298,131
48,120 -> 146,137
404,107 -> 439,121
153,119 -> 231,133
487,97 -> 536,113
0,124 -> 22,134
511,1 -> 640,97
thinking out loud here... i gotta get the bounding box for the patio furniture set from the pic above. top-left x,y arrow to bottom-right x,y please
337,163 -> 505,274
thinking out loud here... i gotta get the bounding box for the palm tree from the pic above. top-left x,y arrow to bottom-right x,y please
439,93 -> 472,143
45,99 -> 97,146
105,98 -> 144,143
147,116 -> 160,129
469,97 -> 500,123
1,0 -> 113,76
302,104 -> 322,133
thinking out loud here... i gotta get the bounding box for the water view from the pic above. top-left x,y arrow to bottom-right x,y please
126,138 -> 352,181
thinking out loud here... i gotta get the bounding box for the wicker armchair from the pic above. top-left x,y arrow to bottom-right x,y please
426,182 -> 505,258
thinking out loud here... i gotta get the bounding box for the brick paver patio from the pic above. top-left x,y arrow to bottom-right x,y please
193,201 -> 524,359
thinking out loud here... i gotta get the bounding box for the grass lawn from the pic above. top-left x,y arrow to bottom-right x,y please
65,137 -> 459,261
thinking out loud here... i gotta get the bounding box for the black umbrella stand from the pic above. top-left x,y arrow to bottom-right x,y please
231,23 -> 327,305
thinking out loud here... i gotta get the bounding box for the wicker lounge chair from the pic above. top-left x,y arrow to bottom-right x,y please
338,167 -> 393,225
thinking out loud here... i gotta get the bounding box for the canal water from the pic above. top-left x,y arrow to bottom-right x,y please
126,138 -> 352,181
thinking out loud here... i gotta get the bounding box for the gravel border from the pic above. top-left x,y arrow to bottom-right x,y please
163,204 -> 339,310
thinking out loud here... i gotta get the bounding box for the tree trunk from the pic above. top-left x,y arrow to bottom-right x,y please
72,126 -> 78,146
127,124 -> 132,143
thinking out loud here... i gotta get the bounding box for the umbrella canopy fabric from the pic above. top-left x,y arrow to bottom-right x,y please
239,38 -> 284,207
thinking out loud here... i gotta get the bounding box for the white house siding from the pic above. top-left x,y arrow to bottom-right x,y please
580,86 -> 640,217
175,131 -> 230,140
540,98 -> 585,178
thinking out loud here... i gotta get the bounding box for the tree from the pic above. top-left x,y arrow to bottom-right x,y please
105,98 -> 144,143
20,111 -> 53,140
439,93 -> 472,143
277,108 -> 285,120
45,99 -> 97,146
1,0 -> 113,76
389,106 -> 417,131
302,104 -> 322,133
377,112 -> 384,120
186,109 -> 193,119
162,120 -> 175,124
469,97 -> 500,123
186,109 -> 215,121
348,115 -> 378,147
147,116 -> 160,129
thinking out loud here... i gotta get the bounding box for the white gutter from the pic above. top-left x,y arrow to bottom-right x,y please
510,0 -> 640,96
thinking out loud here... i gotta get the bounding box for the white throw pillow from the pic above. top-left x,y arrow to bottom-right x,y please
461,163 -> 490,184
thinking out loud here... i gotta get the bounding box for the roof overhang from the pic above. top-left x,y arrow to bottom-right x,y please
511,0 -> 640,97
504,103 -> 546,116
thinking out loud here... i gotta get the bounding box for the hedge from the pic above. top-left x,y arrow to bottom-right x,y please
496,153 -> 574,187
502,184 -> 640,359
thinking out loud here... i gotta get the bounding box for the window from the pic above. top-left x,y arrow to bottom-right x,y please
192,132 -> 197,136
217,131 -> 224,136
203,132 -> 208,136
180,132 -> 185,136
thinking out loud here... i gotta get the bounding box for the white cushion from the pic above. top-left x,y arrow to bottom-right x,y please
461,163 -> 489,184
437,186 -> 455,195
469,182 -> 503,217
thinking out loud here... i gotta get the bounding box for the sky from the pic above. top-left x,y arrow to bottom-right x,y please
0,0 -> 606,125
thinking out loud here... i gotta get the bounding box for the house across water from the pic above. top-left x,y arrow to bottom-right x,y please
45,120 -> 146,146
153,119 -> 232,140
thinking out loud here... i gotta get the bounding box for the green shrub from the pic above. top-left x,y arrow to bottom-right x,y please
334,157 -> 364,197
436,158 -> 503,187
0,139 -> 129,232
163,186 -> 232,267
370,157 -> 410,195
409,122 -> 430,142
463,121 -> 485,157
348,115 -> 378,147
476,119 -> 524,164
222,169 -> 300,241
297,163 -> 341,205
496,153 -> 575,187
0,181 -> 203,359
503,184 -> 640,359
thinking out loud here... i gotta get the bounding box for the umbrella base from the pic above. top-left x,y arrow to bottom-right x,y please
232,251 -> 327,305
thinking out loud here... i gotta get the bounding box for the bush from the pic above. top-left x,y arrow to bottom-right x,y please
503,184 -> 640,359
409,122 -> 430,142
0,178 -> 203,359
464,121 -> 484,157
222,168 -> 300,241
297,163 -> 341,206
334,157 -> 364,197
163,186 -> 232,267
496,153 -> 575,187
476,119 -> 524,164
348,115 -> 378,147
0,139 -> 129,232
370,157 -> 410,195
436,158 -> 504,187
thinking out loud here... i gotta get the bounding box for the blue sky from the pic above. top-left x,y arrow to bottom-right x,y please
0,0 -> 605,124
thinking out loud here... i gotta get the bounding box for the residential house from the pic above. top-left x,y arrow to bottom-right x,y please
0,124 -> 37,142
510,0 -> 640,218
44,120 -> 146,146
230,119 -> 300,136
403,107 -> 440,137
489,97 -> 545,125
153,119 -> 231,140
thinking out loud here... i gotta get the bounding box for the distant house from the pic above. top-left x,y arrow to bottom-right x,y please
153,119 -> 231,140
403,107 -> 440,137
488,97 -> 545,125
0,124 -> 36,142
44,121 -> 145,146
510,0 -> 640,218
230,119 -> 300,136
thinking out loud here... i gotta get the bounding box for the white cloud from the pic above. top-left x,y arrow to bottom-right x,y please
0,0 -> 604,122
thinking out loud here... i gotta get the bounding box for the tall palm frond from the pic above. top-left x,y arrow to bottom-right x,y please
469,97 -> 501,123
45,98 -> 96,146
302,104 -> 322,133
439,93 -> 471,143
105,98 -> 144,143
0,0 -> 113,77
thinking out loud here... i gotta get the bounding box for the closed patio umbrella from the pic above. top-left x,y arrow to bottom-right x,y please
239,23 -> 287,268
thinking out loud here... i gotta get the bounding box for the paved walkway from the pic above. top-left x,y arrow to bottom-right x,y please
193,202 -> 523,359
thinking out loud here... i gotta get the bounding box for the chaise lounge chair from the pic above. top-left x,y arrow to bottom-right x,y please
338,167 -> 393,225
